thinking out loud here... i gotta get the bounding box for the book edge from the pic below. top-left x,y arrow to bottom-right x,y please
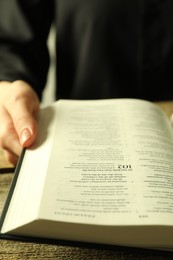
0,148 -> 26,232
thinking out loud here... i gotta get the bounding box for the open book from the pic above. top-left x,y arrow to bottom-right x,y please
1,98 -> 173,250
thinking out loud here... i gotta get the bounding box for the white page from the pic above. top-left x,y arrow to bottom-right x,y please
38,99 -> 173,226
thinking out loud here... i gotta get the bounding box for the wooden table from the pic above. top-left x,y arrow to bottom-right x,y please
1,101 -> 173,259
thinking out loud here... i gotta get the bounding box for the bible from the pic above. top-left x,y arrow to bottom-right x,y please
1,98 -> 173,250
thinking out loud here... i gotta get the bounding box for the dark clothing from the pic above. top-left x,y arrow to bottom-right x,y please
0,0 -> 173,101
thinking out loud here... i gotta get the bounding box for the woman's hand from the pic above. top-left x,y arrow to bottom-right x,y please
0,80 -> 40,165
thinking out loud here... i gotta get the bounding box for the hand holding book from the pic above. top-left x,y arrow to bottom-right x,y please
1,99 -> 173,250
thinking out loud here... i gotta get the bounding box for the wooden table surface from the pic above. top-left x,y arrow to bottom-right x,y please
1,101 -> 173,259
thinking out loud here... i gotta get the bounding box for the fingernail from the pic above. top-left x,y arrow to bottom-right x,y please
20,128 -> 32,146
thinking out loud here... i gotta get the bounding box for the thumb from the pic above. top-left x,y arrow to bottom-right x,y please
15,100 -> 40,148
5,81 -> 40,148
19,116 -> 38,148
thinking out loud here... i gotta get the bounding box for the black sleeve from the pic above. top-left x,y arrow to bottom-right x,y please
0,0 -> 54,99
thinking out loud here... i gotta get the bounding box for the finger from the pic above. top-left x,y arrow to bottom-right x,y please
4,149 -> 20,166
14,111 -> 38,148
4,84 -> 40,147
16,102 -> 39,147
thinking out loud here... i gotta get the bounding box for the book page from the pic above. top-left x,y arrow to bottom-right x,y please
39,99 -> 173,226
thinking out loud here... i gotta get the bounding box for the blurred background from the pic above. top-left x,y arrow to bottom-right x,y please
42,26 -> 56,105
